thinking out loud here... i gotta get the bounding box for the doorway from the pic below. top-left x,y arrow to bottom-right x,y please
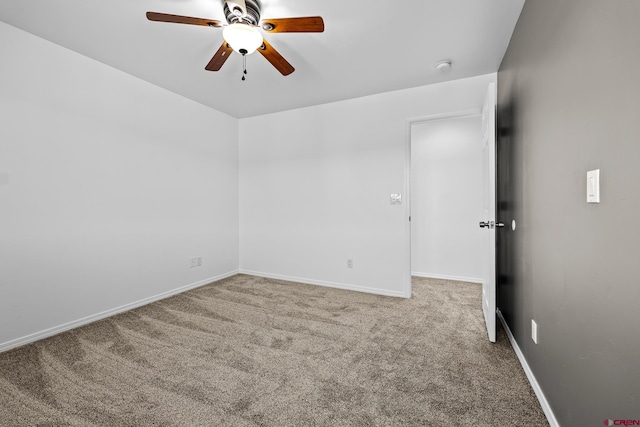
408,113 -> 485,284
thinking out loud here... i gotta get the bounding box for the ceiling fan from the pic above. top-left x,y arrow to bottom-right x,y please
146,0 -> 324,78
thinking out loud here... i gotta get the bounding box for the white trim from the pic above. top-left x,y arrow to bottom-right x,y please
406,108 -> 483,125
497,309 -> 560,427
411,272 -> 482,284
403,116 -> 413,299
239,269 -> 409,298
0,270 -> 239,353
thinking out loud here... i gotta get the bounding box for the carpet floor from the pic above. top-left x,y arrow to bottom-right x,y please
0,275 -> 548,426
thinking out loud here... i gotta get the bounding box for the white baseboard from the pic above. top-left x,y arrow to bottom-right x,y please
497,309 -> 559,427
411,271 -> 482,284
239,269 -> 409,298
0,270 -> 239,353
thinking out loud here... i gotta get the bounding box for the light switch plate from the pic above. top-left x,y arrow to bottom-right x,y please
390,194 -> 402,205
587,169 -> 600,203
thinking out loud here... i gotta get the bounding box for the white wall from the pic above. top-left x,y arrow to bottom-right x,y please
410,115 -> 484,282
0,22 -> 239,349
239,74 -> 496,297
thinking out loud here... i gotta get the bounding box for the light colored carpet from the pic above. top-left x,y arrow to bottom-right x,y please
0,275 -> 548,426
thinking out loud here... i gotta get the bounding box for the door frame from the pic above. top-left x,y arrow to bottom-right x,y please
403,108 -> 483,298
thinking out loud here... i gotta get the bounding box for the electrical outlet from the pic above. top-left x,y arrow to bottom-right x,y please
197,256 -> 202,267
532,319 -> 538,344
347,259 -> 353,268
190,257 -> 197,268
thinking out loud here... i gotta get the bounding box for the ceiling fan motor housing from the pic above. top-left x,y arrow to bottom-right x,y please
224,0 -> 261,26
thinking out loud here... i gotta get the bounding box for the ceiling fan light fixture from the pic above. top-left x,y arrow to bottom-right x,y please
223,23 -> 263,55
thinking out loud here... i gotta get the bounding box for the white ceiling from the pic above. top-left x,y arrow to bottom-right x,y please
0,0 -> 524,118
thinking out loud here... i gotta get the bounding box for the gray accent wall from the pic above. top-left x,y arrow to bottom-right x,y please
497,1 -> 640,425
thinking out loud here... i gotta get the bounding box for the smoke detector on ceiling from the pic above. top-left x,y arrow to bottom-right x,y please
435,60 -> 452,72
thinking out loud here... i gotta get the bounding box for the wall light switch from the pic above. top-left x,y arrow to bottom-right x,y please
390,194 -> 402,205
587,169 -> 600,203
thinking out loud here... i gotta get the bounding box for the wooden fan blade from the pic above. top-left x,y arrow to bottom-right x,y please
260,16 -> 324,33
257,39 -> 295,76
205,42 -> 234,71
146,12 -> 223,28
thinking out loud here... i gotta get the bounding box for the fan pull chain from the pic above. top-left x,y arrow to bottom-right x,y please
242,53 -> 247,81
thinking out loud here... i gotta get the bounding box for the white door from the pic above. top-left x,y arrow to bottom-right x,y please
480,82 -> 497,342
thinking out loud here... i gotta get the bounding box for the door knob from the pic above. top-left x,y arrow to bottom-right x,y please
479,221 -> 505,229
